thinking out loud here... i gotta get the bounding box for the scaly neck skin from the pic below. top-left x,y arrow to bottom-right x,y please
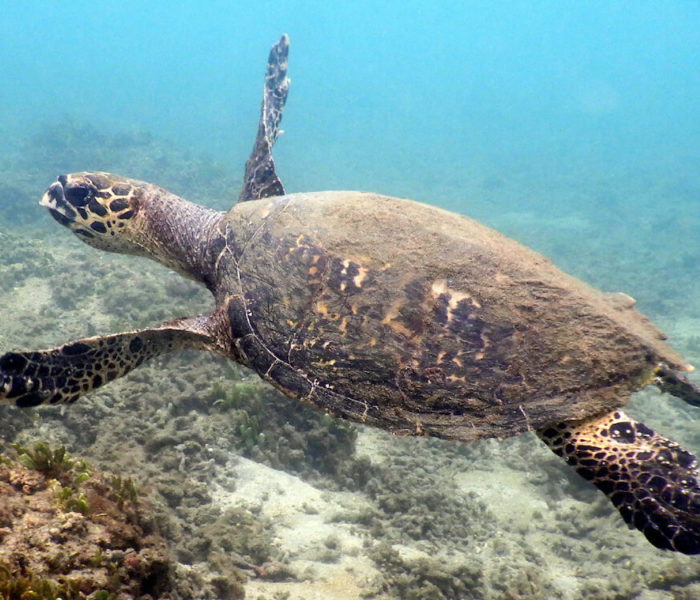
136,184 -> 224,288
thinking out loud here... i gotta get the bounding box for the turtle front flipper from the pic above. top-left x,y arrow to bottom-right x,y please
538,411 -> 700,554
0,316 -> 218,407
238,34 -> 290,203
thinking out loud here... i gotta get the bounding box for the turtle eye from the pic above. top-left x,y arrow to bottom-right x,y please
64,185 -> 92,208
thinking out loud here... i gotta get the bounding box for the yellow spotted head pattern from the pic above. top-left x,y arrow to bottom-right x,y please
40,172 -> 147,255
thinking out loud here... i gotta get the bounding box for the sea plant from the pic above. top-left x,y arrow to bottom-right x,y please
212,379 -> 267,411
53,484 -> 89,515
0,561 -> 116,599
0,562 -> 83,600
11,442 -> 90,483
236,412 -> 265,451
87,549 -> 105,568
108,474 -> 139,508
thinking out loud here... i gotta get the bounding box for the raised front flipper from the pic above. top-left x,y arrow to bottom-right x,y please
0,317 -> 216,407
238,34 -> 290,203
539,411 -> 700,554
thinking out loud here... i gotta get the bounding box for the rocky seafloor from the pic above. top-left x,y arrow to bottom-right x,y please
0,122 -> 699,599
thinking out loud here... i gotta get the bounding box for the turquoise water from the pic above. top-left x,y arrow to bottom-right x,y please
1,2 -> 700,598
3,1 -> 698,200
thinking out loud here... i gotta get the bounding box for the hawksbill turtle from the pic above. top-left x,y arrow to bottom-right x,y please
1,35 -> 699,553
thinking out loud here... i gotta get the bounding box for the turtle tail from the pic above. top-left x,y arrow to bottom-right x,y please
0,316 -> 219,407
538,410 -> 700,554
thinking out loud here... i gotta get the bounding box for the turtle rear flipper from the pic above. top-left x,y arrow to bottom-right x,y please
539,411 -> 700,554
654,365 -> 700,407
0,316 -> 217,407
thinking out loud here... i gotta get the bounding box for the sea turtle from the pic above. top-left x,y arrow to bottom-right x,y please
1,35 -> 699,554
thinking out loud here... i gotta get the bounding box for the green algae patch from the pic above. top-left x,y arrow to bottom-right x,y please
0,562 -> 109,600
11,442 -> 89,482
207,370 -> 359,484
0,444 -> 172,598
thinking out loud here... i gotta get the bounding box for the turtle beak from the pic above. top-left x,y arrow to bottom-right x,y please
41,176 -> 83,229
40,177 -> 66,208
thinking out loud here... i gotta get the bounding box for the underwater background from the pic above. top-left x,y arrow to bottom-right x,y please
0,1 -> 699,598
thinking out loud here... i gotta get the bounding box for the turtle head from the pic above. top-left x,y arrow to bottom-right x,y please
40,172 -> 150,256
41,171 -> 222,284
